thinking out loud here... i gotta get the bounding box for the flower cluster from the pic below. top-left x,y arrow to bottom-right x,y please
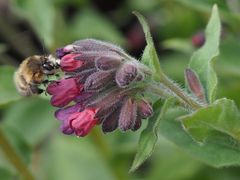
47,39 -> 153,137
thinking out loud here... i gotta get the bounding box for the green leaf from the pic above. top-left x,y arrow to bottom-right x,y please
11,0 -> 55,48
160,107 -> 240,167
2,98 -> 57,146
129,98 -> 175,172
134,12 -> 162,80
180,98 -> 240,144
189,5 -> 221,103
0,66 -> 21,106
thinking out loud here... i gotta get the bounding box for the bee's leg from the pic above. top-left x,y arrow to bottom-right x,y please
42,79 -> 49,87
42,79 -> 57,87
37,88 -> 44,94
30,84 -> 44,95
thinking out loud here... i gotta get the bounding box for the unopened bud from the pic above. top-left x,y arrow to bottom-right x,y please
73,39 -> 125,53
84,71 -> 114,92
131,116 -> 142,131
95,55 -> 122,71
185,68 -> 206,102
102,109 -> 120,133
137,100 -> 153,119
116,62 -> 138,88
192,32 -> 205,48
119,98 -> 137,131
76,68 -> 96,84
87,89 -> 127,119
135,72 -> 144,81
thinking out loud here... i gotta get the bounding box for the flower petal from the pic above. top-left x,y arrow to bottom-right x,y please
69,108 -> 98,137
60,54 -> 83,72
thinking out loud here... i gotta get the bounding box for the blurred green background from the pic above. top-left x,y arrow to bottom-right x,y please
1,0 -> 240,179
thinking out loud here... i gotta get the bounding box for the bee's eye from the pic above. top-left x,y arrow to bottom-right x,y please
43,62 -> 54,71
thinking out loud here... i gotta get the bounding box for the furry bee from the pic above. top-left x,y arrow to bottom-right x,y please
14,55 -> 60,96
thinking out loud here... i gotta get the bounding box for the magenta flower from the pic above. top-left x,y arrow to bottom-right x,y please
69,108 -> 99,137
47,78 -> 83,107
47,39 -> 153,137
60,54 -> 83,72
55,103 -> 83,134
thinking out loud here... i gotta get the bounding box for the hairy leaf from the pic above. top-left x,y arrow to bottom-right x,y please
180,98 -> 240,144
134,12 -> 162,80
130,98 -> 175,172
189,5 -> 221,103
160,107 -> 240,167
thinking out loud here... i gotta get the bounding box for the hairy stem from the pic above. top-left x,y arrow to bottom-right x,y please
160,74 -> 203,110
0,127 -> 34,180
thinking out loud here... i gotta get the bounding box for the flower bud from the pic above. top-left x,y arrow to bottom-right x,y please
119,98 -> 137,131
72,39 -> 125,53
185,68 -> 206,102
60,54 -> 83,72
192,32 -> 205,48
56,48 -> 66,59
75,68 -> 96,84
137,100 -> 153,119
131,116 -> 142,131
116,62 -> 138,88
135,72 -> 144,81
86,89 -> 126,119
95,55 -> 122,71
102,109 -> 120,133
84,70 -> 114,92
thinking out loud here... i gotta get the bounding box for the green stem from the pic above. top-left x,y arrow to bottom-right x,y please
160,74 -> 203,110
0,128 -> 34,180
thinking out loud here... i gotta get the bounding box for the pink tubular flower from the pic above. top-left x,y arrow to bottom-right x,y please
69,108 -> 99,137
55,103 -> 83,134
47,78 -> 83,107
60,54 -> 83,72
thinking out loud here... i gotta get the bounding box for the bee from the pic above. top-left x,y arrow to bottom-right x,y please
14,55 -> 60,96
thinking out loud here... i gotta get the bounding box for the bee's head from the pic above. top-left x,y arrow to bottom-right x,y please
41,56 -> 58,75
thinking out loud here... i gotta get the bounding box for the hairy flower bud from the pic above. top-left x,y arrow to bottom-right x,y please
60,54 -> 83,72
84,70 -> 114,92
95,55 -> 122,71
102,109 -> 120,133
86,89 -> 127,118
131,116 -> 142,131
116,62 -> 138,88
185,68 -> 206,102
137,100 -> 153,119
192,32 -> 205,48
119,98 -> 137,131
72,39 -> 125,53
74,68 -> 97,84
